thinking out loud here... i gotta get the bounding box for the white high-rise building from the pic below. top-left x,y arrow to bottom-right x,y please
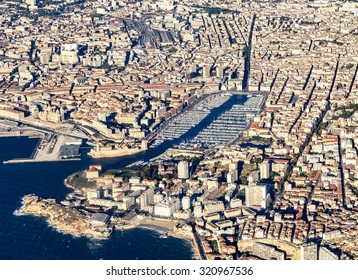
300,243 -> 318,260
139,188 -> 154,210
203,65 -> 211,78
154,198 -> 180,218
193,204 -> 203,218
227,170 -> 238,183
178,161 -> 189,179
245,183 -> 270,209
319,247 -> 339,260
182,196 -> 191,210
260,160 -> 271,180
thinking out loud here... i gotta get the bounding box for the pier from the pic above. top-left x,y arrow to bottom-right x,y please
190,95 -> 264,147
3,158 -> 81,164
150,91 -> 266,149
155,93 -> 231,142
2,133 -> 82,164
0,119 -> 84,164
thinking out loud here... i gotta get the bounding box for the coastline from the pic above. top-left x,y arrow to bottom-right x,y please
15,193 -> 200,259
137,217 -> 200,259
17,194 -> 112,239
63,173 -> 200,259
14,143 -> 200,259
2,136 -> 194,260
88,147 -> 145,158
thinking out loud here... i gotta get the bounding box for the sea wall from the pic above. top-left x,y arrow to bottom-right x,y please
88,147 -> 143,158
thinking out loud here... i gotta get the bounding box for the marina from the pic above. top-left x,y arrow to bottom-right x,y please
151,92 -> 266,149
189,95 -> 264,147
152,93 -> 231,145
0,92 -> 265,260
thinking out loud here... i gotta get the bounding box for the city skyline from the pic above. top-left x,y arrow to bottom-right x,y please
0,0 -> 358,260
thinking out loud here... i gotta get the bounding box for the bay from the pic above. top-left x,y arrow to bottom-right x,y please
0,94 -> 247,259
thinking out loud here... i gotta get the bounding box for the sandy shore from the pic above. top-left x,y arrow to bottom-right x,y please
139,217 -> 176,231
113,216 -> 201,259
137,217 -> 201,259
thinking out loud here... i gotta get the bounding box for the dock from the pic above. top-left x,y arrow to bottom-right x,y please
151,93 -> 231,146
151,91 -> 266,149
2,132 -> 82,164
189,94 -> 264,147
3,158 -> 81,164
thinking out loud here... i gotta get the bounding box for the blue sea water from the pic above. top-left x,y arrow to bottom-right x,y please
0,94 -> 247,259
0,137 -> 193,260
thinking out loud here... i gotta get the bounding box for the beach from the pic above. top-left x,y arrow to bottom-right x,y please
138,217 -> 201,259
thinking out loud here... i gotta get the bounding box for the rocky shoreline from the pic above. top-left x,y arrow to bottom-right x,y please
16,172 -> 200,258
17,194 -> 111,239
17,194 -> 199,258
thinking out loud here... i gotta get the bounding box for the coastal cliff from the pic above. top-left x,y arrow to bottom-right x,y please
17,194 -> 111,239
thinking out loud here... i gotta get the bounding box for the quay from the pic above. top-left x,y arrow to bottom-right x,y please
3,158 -> 80,164
190,94 -> 264,147
1,124 -> 83,164
150,91 -> 267,149
156,93 -> 232,142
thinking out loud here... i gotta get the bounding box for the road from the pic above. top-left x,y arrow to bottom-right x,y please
191,223 -> 207,260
